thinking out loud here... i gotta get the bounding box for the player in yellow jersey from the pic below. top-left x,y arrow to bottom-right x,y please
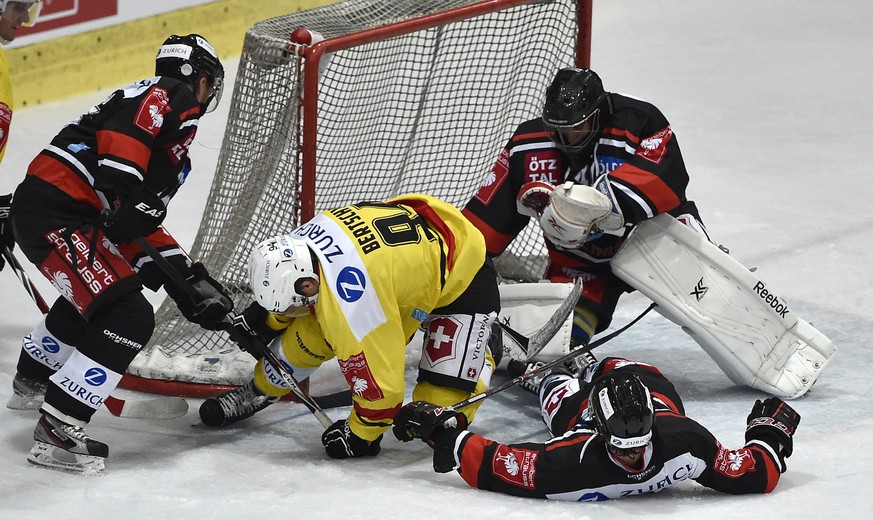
200,194 -> 501,459
0,1 -> 41,270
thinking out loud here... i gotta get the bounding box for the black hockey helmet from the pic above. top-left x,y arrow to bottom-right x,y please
588,372 -> 654,451
542,67 -> 609,153
155,33 -> 225,113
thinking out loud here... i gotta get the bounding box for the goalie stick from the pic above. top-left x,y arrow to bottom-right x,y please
133,237 -> 336,429
498,277 -> 583,361
451,302 -> 656,411
1,245 -> 189,419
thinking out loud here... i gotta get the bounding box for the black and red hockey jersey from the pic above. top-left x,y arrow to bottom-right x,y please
462,93 -> 702,271
20,76 -> 202,287
434,358 -> 784,501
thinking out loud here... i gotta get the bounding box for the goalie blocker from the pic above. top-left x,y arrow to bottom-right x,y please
611,214 -> 836,399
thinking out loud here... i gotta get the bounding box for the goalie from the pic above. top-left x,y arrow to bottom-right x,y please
199,194 -> 502,460
467,67 -> 834,398
463,67 -> 709,357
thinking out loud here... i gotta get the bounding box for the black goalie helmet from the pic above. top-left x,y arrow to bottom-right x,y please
155,33 -> 225,113
588,372 -> 654,450
542,67 -> 609,153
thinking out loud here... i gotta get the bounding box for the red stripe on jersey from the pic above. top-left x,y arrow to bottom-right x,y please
117,227 -> 185,265
747,444 -> 782,492
178,106 -> 201,121
458,433 -> 492,489
27,154 -> 103,209
461,209 -> 515,256
652,391 -> 682,414
512,130 -> 552,143
96,129 -> 152,172
546,431 -> 593,451
609,164 -> 681,213
601,126 -> 640,146
394,198 -> 457,270
352,401 -> 401,424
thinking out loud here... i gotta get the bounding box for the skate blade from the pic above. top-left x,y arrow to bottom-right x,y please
27,441 -> 105,475
6,393 -> 44,411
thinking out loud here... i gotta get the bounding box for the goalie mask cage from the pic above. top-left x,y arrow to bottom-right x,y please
122,0 -> 593,397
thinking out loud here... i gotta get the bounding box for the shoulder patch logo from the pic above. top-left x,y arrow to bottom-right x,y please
492,445 -> 538,489
135,87 -> 172,137
635,126 -> 673,164
474,148 -> 510,205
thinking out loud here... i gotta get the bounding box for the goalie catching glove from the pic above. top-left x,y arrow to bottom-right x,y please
516,181 -> 555,218
164,262 -> 233,330
539,176 -> 625,248
745,397 -> 800,470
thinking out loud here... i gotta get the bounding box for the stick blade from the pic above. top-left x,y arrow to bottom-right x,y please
104,395 -> 189,419
525,277 -> 583,361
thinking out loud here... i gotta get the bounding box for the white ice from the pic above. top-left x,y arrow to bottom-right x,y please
1,0 -> 871,518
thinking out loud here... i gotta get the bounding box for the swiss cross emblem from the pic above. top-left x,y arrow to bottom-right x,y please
424,316 -> 461,365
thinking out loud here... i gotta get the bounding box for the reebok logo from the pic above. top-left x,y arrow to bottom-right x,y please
753,281 -> 790,318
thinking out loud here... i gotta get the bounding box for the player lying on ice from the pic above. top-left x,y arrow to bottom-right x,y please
199,193 -> 503,460
392,355 -> 800,501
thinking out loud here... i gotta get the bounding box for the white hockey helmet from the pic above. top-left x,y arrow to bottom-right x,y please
248,235 -> 319,313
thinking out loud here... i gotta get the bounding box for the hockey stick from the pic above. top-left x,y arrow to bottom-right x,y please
497,277 -> 583,362
2,245 -> 50,313
132,237 -> 335,429
450,302 -> 656,411
1,245 -> 188,419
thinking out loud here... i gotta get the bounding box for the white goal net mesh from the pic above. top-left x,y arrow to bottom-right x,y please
126,0 -> 586,392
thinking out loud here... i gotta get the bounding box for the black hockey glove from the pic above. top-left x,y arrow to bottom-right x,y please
99,189 -> 167,243
321,419 -> 382,459
745,397 -> 800,466
229,302 -> 282,358
165,262 -> 234,331
392,400 -> 468,443
0,193 -> 13,269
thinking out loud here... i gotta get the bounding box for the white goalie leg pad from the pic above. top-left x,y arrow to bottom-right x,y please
497,282 -> 575,364
611,214 -> 836,399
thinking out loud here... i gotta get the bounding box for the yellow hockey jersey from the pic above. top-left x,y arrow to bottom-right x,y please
261,194 -> 487,441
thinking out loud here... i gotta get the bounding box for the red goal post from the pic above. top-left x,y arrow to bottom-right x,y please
122,0 -> 594,397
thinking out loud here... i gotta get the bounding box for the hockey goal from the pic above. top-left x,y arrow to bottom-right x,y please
122,0 -> 593,397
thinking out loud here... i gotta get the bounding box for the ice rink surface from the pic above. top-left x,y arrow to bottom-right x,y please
1,1 -> 871,518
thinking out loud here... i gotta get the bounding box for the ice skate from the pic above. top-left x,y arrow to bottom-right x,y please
507,349 -> 597,394
199,380 -> 278,427
27,413 -> 108,475
6,373 -> 47,411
